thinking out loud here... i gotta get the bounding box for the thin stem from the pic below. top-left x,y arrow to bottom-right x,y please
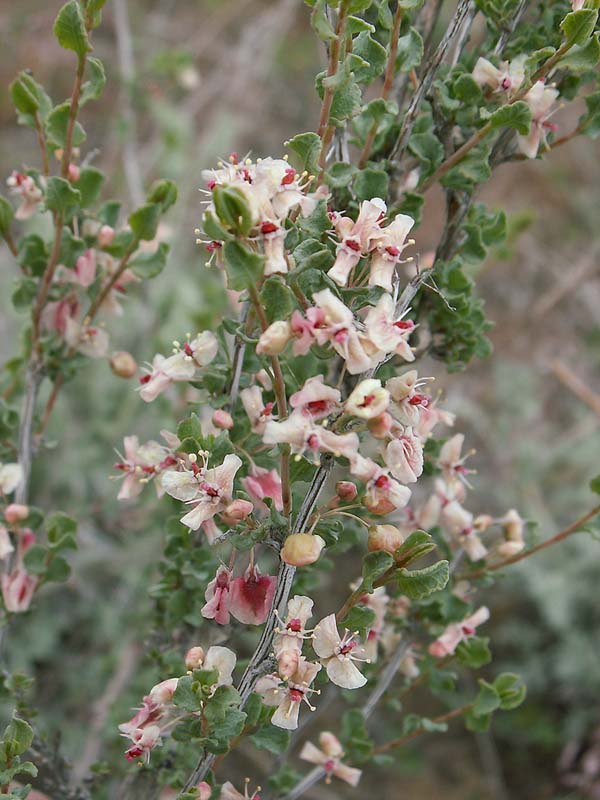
34,111 -> 49,176
463,504 -> 600,581
374,703 -> 472,753
31,213 -> 64,357
83,244 -> 136,324
358,2 -> 403,167
60,55 -> 87,178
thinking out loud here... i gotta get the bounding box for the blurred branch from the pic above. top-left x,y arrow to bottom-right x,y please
548,360 -> 600,418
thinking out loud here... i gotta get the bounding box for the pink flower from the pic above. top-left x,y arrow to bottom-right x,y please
273,594 -> 314,677
123,724 -> 162,763
289,375 -> 340,420
438,433 -> 474,485
73,249 -> 97,287
64,318 -> 109,359
240,386 -> 274,434
201,565 -> 233,625
428,607 -> 490,658
387,370 -> 432,427
114,435 -> 176,500
260,220 -> 288,275
41,295 -> 80,337
472,56 -> 525,95
220,780 -> 261,800
138,332 -> 218,402
161,453 -> 242,530
368,213 -> 414,292
0,525 -> 14,560
497,509 -> 525,556
0,462 -> 23,495
384,429 -> 424,484
263,411 -> 359,463
242,464 -> 283,513
256,657 -> 321,729
312,614 -> 368,689
1,568 -> 38,613
351,457 -> 411,515
518,81 -> 559,158
300,731 -> 362,787
345,378 -> 390,419
312,289 -> 375,374
364,293 -> 415,362
256,320 -> 292,355
229,562 -> 277,625
327,198 -> 387,286
6,171 -> 42,219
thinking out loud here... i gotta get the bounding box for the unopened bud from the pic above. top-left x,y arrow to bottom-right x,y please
197,783 -> 212,800
213,409 -> 234,430
67,163 -> 80,182
336,481 -> 357,502
4,504 -> 29,524
319,731 -> 343,757
185,646 -> 205,670
368,412 -> 393,439
256,320 -> 292,356
21,528 -> 36,551
221,498 -> 254,525
502,509 -> 524,541
110,351 -> 138,379
98,224 -> 116,248
368,524 -> 405,554
280,533 -> 325,567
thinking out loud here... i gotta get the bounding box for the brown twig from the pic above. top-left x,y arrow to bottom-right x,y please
548,361 -> 600,419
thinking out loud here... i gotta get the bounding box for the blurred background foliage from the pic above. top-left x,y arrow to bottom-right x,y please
0,1 -> 599,798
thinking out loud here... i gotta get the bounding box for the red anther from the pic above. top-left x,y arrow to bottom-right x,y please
340,640 -> 357,655
206,179 -> 216,190
394,320 -> 414,330
114,462 -> 128,471
367,629 -> 377,641
261,221 -> 278,235
345,238 -> 361,252
385,245 -> 400,257
242,168 -> 253,183
139,374 -> 152,385
281,168 -> 296,185
306,400 -> 328,415
360,394 -> 376,407
501,77 -> 511,90
287,618 -> 302,632
200,482 -> 219,497
462,625 -> 475,636
230,152 -> 239,164
408,393 -> 429,407
324,759 -> 336,772
374,474 -> 390,489
307,433 -> 320,450
543,121 -> 558,132
289,688 -> 304,702
159,455 -> 178,470
142,466 -> 155,475
333,328 -> 349,343
261,402 -> 274,417
377,211 -> 386,225
13,172 -> 26,185
183,342 -> 194,357
205,240 -> 222,253
125,747 -> 143,762
191,462 -> 202,476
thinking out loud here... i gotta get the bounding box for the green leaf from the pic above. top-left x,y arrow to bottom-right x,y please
3,716 -> 33,758
80,57 -> 106,104
129,241 -> 169,278
342,605 -> 375,639
441,144 -> 491,191
408,131 -> 444,178
297,198 -> 331,237
590,474 -> 600,495
223,240 -> 265,291
361,550 -> 395,592
147,179 -> 178,212
286,132 -> 322,175
453,74 -> 483,104
310,0 -> 336,41
321,61 -> 363,126
251,724 -> 291,754
291,239 -> 333,272
46,512 -> 77,546
261,277 -> 295,323
473,679 -> 501,716
77,166 -> 104,206
397,560 -> 449,599
177,414 -> 203,441
560,32 -> 600,72
0,196 -> 14,238
46,101 -> 86,149
213,185 -> 253,236
489,101 -> 532,135
202,210 -> 230,242
12,278 -> 38,312
54,0 -> 91,58
45,555 -> 71,582
128,203 -> 161,241
494,672 -> 526,710
352,31 -> 387,84
340,709 -> 373,764
173,675 -> 202,712
326,161 -> 357,189
465,708 -> 491,732
456,635 -> 491,668
22,545 -> 47,575
45,177 -> 81,215
10,74 -> 40,115
560,9 -> 598,45
354,168 -> 389,200
204,685 -> 245,734
394,530 -> 436,567
395,27 -> 424,72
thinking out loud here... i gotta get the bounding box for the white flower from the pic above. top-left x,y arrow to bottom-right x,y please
0,463 -> 23,495
312,614 -> 368,689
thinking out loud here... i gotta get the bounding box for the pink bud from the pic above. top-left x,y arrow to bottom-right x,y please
185,646 -> 205,670
256,320 -> 292,356
98,224 -> 116,248
21,528 -> 36,550
197,783 -> 212,800
67,163 -> 80,182
336,481 -> 357,502
110,351 -> 138,379
213,409 -> 234,430
221,498 -> 254,525
367,412 -> 393,439
368,524 -> 405,554
4,504 -> 29,524
280,533 -> 325,567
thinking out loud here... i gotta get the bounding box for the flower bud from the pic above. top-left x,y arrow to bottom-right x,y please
67,163 -> 80,182
21,528 -> 36,551
280,533 -> 325,567
319,731 -> 343,757
368,524 -> 405,554
98,224 -> 116,248
4,504 -> 29,524
185,646 -> 205,670
256,320 -> 292,356
336,481 -> 357,502
367,412 -> 393,439
221,498 -> 254,525
110,351 -> 138,379
213,409 -> 234,430
197,783 -> 212,800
